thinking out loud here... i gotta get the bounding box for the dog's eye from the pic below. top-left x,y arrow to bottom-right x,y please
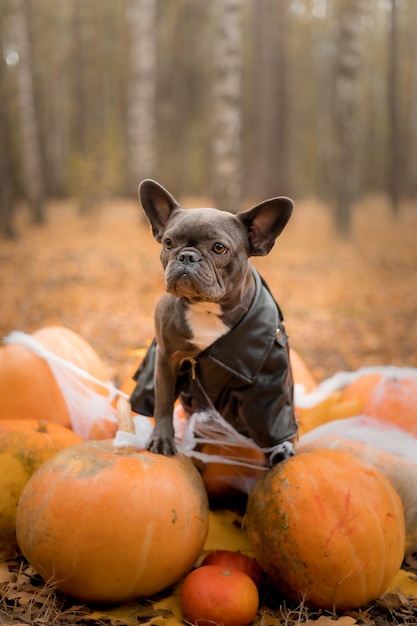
164,238 -> 173,250
213,242 -> 228,255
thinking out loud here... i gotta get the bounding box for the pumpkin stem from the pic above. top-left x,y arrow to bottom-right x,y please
37,420 -> 49,433
116,396 -> 135,433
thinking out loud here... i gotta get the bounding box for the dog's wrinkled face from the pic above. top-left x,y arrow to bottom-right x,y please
140,178 -> 294,308
159,208 -> 249,303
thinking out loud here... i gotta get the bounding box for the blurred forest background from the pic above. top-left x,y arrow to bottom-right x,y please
0,0 -> 416,239
1,0 -> 417,386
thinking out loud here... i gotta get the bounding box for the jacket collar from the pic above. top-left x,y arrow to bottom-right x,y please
199,267 -> 280,383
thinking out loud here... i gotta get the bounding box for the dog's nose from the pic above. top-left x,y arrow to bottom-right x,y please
178,249 -> 200,264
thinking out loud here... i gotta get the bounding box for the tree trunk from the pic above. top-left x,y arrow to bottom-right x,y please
251,0 -> 290,199
332,0 -> 361,238
14,0 -> 44,224
388,0 -> 401,213
126,0 -> 157,195
210,0 -> 243,213
0,19 -> 16,239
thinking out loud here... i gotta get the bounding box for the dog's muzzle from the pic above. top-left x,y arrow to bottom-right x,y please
177,248 -> 201,266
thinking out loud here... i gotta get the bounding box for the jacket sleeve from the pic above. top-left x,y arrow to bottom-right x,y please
129,339 -> 157,416
231,324 -> 298,449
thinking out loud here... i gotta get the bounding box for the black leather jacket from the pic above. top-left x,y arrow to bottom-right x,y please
130,268 -> 298,450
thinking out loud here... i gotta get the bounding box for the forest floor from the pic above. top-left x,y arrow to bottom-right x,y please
1,194 -> 417,387
1,195 -> 417,626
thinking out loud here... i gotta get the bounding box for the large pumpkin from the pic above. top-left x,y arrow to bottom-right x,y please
16,442 -> 209,603
32,326 -> 110,385
0,419 -> 82,556
0,343 -> 69,426
296,434 -> 417,556
0,326 -> 115,439
245,449 -> 405,611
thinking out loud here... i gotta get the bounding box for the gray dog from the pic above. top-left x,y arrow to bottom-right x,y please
130,180 -> 298,466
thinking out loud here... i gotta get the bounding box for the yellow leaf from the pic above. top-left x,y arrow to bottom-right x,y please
152,581 -> 183,626
385,568 -> 417,598
88,602 -> 172,626
202,509 -> 253,555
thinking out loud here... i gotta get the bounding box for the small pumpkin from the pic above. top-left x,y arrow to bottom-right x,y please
245,449 -> 405,611
0,419 -> 82,556
16,438 -> 209,603
296,434 -> 417,556
180,565 -> 259,626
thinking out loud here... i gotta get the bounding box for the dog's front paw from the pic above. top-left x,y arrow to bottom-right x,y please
268,440 -> 294,467
147,423 -> 177,456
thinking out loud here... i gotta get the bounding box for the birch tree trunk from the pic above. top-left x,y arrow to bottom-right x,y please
0,15 -> 15,239
252,0 -> 290,199
210,0 -> 243,213
388,0 -> 401,213
14,0 -> 44,224
126,0 -> 157,195
332,0 -> 361,238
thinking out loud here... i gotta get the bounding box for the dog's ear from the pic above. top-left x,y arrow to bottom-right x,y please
139,180 -> 181,242
238,197 -> 293,256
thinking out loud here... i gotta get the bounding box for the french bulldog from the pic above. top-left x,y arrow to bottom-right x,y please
132,179 -> 297,464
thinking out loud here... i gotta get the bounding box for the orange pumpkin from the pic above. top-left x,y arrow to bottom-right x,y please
16,442 -> 209,603
118,351 -> 146,400
338,371 -> 417,435
339,372 -> 383,408
296,390 -> 363,436
200,443 -> 266,498
0,419 -> 82,556
245,449 -> 405,610
0,343 -> 70,426
0,326 -> 116,439
32,326 -> 110,386
362,376 -> 417,435
296,434 -> 417,556
289,347 -> 317,393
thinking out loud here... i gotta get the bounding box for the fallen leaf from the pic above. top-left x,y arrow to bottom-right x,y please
203,509 -> 252,554
0,563 -> 14,584
386,568 -> 417,598
148,617 -> 168,626
88,603 -> 172,626
379,591 -> 410,611
305,616 -> 356,625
